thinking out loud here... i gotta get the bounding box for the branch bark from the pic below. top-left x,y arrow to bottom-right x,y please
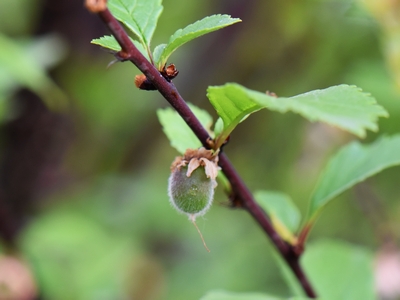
87,4 -> 317,298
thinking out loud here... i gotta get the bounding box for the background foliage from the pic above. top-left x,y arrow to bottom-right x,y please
0,0 -> 400,299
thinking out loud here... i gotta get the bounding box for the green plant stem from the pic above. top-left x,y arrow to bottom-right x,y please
91,6 -> 316,298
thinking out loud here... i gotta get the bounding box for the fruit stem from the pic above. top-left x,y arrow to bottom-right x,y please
190,215 -> 210,252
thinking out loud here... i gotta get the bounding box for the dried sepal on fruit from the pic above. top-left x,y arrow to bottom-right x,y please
168,147 -> 219,252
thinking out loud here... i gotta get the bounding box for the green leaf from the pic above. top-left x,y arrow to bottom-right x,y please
20,210 -> 137,300
217,172 -> 231,193
207,83 -> 388,149
157,104 -> 214,154
254,190 -> 301,244
154,14 -> 241,69
302,240 -> 375,300
207,84 -> 266,148
308,134 -> 400,220
91,35 -> 121,51
153,43 -> 166,66
91,35 -> 150,60
0,33 -> 67,111
200,290 -> 312,300
213,117 -> 224,138
108,0 -> 163,48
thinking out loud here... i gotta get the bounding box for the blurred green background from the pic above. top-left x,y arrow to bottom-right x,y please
0,0 -> 399,299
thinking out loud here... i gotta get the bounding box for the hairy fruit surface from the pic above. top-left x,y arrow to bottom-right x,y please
168,148 -> 219,221
169,165 -> 214,217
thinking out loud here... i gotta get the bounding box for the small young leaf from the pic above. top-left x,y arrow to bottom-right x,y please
207,84 -> 266,148
213,118 -> 224,138
302,240 -> 375,300
152,43 -> 166,66
157,104 -> 214,154
108,0 -> 163,49
91,35 -> 150,60
308,135 -> 400,220
91,35 -> 121,52
254,191 -> 301,244
207,83 -> 388,149
154,14 -> 241,69
200,290 -> 311,300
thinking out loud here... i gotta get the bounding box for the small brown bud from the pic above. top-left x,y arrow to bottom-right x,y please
85,0 -> 107,13
134,74 -> 156,90
163,64 -> 179,80
134,64 -> 179,90
266,91 -> 278,97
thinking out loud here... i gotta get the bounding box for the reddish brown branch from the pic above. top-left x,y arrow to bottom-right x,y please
88,6 -> 316,298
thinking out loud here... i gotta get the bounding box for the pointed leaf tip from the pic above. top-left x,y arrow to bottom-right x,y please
91,35 -> 150,61
108,0 -> 163,48
155,14 -> 241,68
308,134 -> 400,220
207,83 -> 388,149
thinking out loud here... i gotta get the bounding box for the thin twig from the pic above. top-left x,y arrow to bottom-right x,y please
88,5 -> 317,298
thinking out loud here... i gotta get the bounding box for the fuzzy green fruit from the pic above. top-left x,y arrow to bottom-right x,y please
168,165 -> 214,219
167,148 -> 219,252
